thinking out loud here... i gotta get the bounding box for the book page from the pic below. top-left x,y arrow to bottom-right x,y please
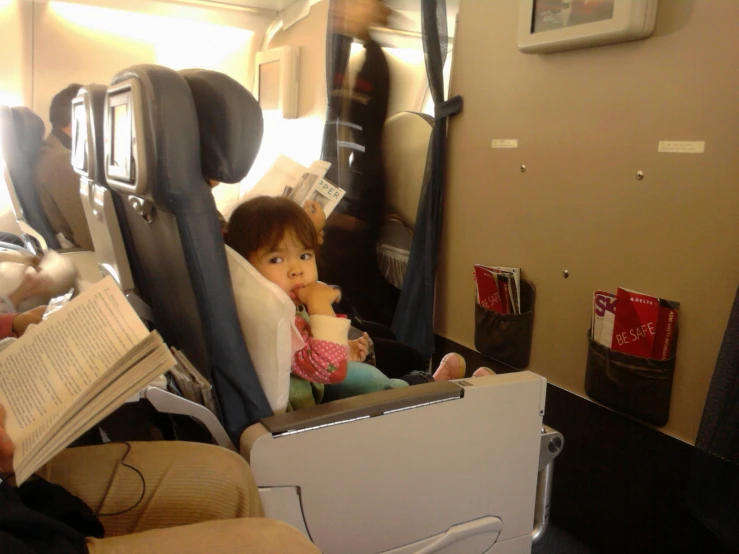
0,277 -> 148,468
20,337 -> 173,482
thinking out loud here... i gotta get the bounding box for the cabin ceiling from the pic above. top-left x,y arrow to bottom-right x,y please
220,0 -> 460,11
212,0 -> 300,9
197,0 -> 460,31
179,0 -> 460,40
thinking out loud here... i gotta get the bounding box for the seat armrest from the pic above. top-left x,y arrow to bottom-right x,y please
241,381 -> 462,462
260,381 -> 462,436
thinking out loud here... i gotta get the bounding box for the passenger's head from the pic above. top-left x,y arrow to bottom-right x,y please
226,196 -> 319,303
49,84 -> 83,133
332,0 -> 391,38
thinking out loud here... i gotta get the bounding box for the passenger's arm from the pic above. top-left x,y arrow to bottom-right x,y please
0,404 -> 15,473
0,267 -> 54,314
12,306 -> 46,337
0,314 -> 16,339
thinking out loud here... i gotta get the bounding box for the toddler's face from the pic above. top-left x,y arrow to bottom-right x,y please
248,231 -> 318,305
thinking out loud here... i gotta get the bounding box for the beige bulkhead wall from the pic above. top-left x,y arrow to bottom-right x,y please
0,0 -> 32,108
27,0 -> 267,130
435,0 -> 739,443
269,0 -> 330,120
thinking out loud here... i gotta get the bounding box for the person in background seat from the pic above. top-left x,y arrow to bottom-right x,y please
34,84 -> 94,251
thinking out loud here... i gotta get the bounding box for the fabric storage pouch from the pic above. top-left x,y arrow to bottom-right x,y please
584,335 -> 677,426
474,280 -> 535,369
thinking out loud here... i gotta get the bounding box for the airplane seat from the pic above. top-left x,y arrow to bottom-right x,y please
0,106 -> 59,251
102,64 -> 562,553
179,69 -> 295,415
71,85 -> 135,292
71,83 -> 229,445
101,65 -> 272,444
378,111 -> 433,289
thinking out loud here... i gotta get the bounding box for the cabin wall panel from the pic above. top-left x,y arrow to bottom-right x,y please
0,0 -> 31,107
31,0 -> 260,131
437,0 -> 739,442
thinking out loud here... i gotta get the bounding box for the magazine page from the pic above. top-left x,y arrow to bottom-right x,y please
592,291 -> 616,344
303,177 -> 347,217
284,160 -> 332,205
249,154 -> 308,199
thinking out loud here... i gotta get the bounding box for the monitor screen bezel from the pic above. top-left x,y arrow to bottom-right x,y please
254,45 -> 299,119
517,0 -> 658,54
104,79 -> 148,197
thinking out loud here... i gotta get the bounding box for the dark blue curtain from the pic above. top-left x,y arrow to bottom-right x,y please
685,284 -> 739,550
391,0 -> 462,356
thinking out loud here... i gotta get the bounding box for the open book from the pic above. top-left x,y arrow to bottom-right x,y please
250,155 -> 346,217
0,276 -> 175,484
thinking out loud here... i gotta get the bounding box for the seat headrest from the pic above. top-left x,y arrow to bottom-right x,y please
0,107 -> 45,160
180,69 -> 263,184
382,111 -> 433,229
108,64 -> 202,205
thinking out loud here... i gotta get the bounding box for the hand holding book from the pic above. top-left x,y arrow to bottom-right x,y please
0,277 -> 176,484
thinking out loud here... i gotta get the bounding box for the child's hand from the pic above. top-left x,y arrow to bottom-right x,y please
349,332 -> 370,362
303,200 -> 326,245
297,282 -> 340,316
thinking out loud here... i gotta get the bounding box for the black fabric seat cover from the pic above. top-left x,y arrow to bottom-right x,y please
106,65 -> 271,442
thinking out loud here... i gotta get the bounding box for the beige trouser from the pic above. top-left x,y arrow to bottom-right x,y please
37,441 -> 320,554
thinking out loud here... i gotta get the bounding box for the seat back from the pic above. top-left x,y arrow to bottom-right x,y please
71,85 -> 135,290
382,111 -> 433,228
101,65 -> 271,441
0,106 -> 61,248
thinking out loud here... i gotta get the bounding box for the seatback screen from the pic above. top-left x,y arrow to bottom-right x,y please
71,101 -> 87,174
532,0 -> 615,33
108,90 -> 133,183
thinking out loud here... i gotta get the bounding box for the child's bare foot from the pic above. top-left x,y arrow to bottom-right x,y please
433,353 -> 466,381
472,367 -> 496,378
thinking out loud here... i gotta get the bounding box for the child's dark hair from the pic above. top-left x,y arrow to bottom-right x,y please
226,196 -> 319,259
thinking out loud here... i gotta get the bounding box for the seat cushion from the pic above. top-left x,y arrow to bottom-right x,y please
383,112 -> 433,228
226,245 -> 298,413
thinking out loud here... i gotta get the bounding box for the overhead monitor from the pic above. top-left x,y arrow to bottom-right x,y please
518,0 -> 658,54
255,46 -> 299,119
106,87 -> 134,184
71,98 -> 88,176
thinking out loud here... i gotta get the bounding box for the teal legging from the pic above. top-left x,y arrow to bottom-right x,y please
323,361 -> 408,403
